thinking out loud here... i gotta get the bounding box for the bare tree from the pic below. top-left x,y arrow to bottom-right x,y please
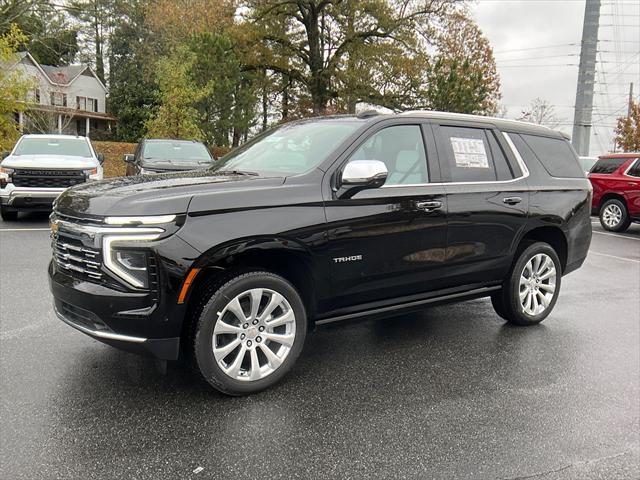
24,84 -> 75,134
517,98 -> 562,128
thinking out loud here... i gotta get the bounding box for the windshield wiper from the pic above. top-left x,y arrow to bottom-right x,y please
212,169 -> 259,177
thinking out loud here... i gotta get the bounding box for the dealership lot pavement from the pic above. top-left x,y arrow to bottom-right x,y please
1,214 -> 638,480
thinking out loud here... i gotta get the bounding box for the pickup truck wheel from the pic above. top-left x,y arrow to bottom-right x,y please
193,271 -> 306,395
599,199 -> 631,232
492,242 -> 562,326
0,206 -> 17,221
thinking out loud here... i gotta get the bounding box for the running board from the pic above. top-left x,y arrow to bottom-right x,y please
315,286 -> 501,326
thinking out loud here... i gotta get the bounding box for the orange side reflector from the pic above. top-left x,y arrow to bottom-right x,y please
177,268 -> 201,304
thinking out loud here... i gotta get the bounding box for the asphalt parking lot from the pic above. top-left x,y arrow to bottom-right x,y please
0,214 -> 638,480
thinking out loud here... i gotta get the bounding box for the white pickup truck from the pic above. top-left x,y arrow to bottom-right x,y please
0,135 -> 104,221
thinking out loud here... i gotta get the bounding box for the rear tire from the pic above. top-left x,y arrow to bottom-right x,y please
0,206 -> 17,221
492,242 -> 562,326
192,271 -> 306,395
599,198 -> 630,232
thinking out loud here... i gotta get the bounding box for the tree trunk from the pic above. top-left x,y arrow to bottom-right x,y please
303,4 -> 328,114
262,71 -> 268,131
282,73 -> 289,120
94,16 -> 105,82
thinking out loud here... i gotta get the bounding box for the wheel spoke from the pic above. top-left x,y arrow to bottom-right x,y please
214,320 -> 243,335
258,292 -> 284,322
538,282 -> 555,293
214,338 -> 241,359
259,344 -> 283,369
223,344 -> 246,378
537,291 -> 549,307
264,332 -> 295,347
226,297 -> 247,323
266,309 -> 294,328
249,348 -> 261,380
249,289 -> 262,321
531,290 -> 539,312
539,267 -> 556,281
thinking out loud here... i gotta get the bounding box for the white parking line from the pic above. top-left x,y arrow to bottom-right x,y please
589,251 -> 640,264
0,228 -> 50,232
592,230 -> 640,242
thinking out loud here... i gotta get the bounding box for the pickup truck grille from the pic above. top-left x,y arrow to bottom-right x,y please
52,233 -> 102,281
13,169 -> 86,188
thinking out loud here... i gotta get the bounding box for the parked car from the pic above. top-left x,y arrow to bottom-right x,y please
124,139 -> 214,175
588,153 -> 640,232
49,111 -> 592,395
0,134 -> 103,221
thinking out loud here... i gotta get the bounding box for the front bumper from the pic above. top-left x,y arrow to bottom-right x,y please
0,185 -> 66,210
49,261 -> 181,360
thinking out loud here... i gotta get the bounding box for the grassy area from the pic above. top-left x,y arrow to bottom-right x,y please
93,141 -> 136,178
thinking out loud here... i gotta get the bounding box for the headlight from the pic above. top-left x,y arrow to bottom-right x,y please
0,166 -> 13,187
83,167 -> 100,180
103,231 -> 162,288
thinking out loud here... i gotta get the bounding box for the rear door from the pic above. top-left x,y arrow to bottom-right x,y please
623,158 -> 640,218
432,122 -> 529,287
323,121 -> 449,310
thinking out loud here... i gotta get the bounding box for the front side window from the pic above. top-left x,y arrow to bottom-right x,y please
590,157 -> 628,174
214,120 -> 362,175
347,125 -> 428,185
13,137 -> 92,157
438,126 -> 514,182
626,159 -> 640,178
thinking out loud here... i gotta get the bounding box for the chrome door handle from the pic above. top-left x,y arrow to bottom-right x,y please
503,196 -> 522,205
416,200 -> 443,211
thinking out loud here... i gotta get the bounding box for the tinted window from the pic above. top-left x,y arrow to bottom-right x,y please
438,126 -> 514,182
143,141 -> 212,162
216,120 -> 361,175
590,157 -> 628,174
348,125 -> 428,185
520,134 -> 583,178
626,159 -> 640,177
13,137 -> 92,157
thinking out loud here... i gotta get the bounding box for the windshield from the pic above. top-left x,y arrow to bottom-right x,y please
213,119 -> 362,175
13,137 -> 92,157
143,141 -> 212,162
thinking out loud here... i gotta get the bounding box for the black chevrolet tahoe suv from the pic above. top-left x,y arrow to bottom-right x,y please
49,111 -> 592,395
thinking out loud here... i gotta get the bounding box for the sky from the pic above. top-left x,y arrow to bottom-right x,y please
469,0 -> 640,156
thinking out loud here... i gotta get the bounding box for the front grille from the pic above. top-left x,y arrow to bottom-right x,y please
13,169 -> 86,188
52,232 -> 102,281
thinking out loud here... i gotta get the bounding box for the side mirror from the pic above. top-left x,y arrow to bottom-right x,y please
1,151 -> 9,160
337,160 -> 388,198
97,153 -> 105,165
123,154 -> 135,163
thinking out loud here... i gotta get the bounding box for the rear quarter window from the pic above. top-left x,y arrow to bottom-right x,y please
519,134 -> 584,178
590,157 -> 629,174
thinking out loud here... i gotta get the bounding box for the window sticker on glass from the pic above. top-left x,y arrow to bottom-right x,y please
450,137 -> 489,169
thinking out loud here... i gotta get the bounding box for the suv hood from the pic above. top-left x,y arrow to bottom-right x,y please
55,169 -> 285,217
141,159 -> 211,172
1,154 -> 98,169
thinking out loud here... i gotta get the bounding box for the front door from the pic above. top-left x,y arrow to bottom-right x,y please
323,122 -> 448,311
432,122 -> 530,286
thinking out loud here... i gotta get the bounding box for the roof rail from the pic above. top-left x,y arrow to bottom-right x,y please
356,109 -> 383,119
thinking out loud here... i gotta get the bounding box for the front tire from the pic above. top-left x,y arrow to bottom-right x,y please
599,198 -> 630,232
0,206 -> 18,221
492,242 -> 562,326
193,271 -> 307,395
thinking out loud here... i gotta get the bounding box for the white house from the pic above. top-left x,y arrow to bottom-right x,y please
3,52 -> 116,137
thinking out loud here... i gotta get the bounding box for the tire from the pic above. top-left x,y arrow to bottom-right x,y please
492,242 -> 562,326
599,198 -> 631,232
0,206 -> 18,221
192,271 -> 307,395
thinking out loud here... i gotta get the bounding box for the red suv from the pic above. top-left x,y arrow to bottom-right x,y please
588,153 -> 640,232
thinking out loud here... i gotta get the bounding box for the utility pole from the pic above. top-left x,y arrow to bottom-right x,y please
628,82 -> 634,117
572,0 -> 601,156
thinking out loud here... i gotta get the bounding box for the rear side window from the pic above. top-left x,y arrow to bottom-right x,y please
520,134 -> 583,178
591,157 -> 630,174
438,126 -> 514,182
626,159 -> 640,177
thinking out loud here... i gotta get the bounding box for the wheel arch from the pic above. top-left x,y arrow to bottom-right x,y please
597,192 -> 627,212
516,226 -> 568,273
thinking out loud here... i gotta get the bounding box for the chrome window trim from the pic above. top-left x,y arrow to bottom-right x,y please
380,132 -> 529,189
623,157 -> 640,178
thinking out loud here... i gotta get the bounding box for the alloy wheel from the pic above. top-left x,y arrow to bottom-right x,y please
602,204 -> 623,228
519,253 -> 556,316
212,288 -> 296,381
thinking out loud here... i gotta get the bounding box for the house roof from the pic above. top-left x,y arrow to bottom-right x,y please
13,52 -> 108,92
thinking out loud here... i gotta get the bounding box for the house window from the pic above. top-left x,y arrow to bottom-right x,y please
76,96 -> 98,112
50,92 -> 67,107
